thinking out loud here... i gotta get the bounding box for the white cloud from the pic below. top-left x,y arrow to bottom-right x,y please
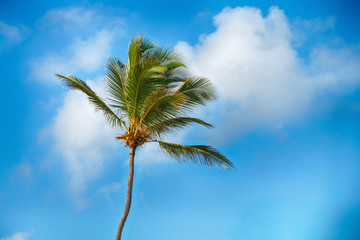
176,6 -> 360,139
1,230 -> 34,240
0,21 -> 29,46
47,79 -> 118,209
31,30 -> 113,83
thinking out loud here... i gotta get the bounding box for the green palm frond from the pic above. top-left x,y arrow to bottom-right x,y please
56,74 -> 124,128
139,90 -> 186,127
157,141 -> 234,169
161,62 -> 188,89
139,36 -> 156,56
148,117 -> 213,138
105,57 -> 128,113
125,36 -> 192,123
148,46 -> 181,66
164,60 -> 186,71
124,62 -> 165,121
176,77 -> 217,111
128,35 -> 155,69
125,39 -> 167,121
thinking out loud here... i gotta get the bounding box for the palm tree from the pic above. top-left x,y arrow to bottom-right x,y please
57,35 -> 234,240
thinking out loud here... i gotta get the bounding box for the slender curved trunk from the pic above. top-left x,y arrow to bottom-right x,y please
115,146 -> 136,240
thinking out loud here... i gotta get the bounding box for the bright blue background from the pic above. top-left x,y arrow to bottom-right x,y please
1,0 -> 360,239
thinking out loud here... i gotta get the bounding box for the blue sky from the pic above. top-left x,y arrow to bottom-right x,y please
1,0 -> 360,239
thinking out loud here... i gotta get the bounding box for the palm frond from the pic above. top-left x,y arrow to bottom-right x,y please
161,62 -> 187,89
124,60 -> 165,121
148,46 -> 178,64
125,36 -> 191,122
175,77 -> 217,111
139,90 -> 186,127
148,117 -> 213,138
56,74 -> 124,128
157,141 -> 234,169
128,35 -> 155,69
125,37 -> 167,121
164,61 -> 186,71
139,36 -> 156,56
105,57 -> 128,113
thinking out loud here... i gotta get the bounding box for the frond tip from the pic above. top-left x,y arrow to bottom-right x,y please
56,74 -> 124,128
157,141 -> 234,169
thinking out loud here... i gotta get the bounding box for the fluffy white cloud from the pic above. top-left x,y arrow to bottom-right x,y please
176,6 -> 360,139
1,230 -> 34,240
48,79 -> 118,209
31,30 -> 113,83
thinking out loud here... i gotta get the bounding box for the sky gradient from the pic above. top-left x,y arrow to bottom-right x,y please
1,0 -> 360,240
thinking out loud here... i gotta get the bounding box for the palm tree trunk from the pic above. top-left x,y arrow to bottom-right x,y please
115,146 -> 136,240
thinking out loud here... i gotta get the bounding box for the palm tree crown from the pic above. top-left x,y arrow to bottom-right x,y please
57,35 -> 233,240
57,35 -> 233,168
